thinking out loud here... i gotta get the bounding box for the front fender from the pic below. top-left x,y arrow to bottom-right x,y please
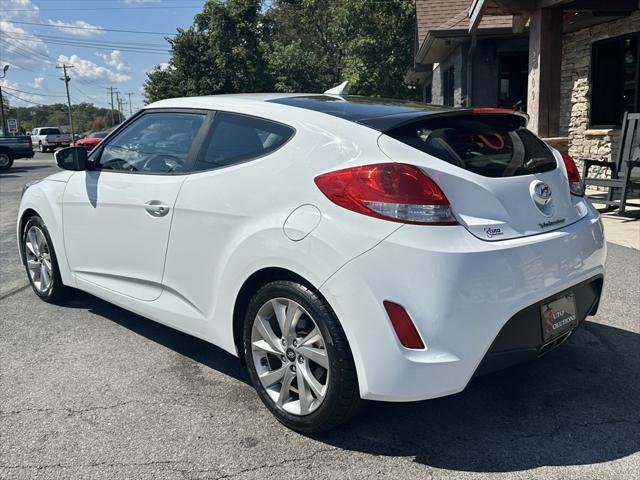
18,179 -> 76,288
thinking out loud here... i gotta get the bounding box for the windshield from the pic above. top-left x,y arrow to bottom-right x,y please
386,114 -> 556,177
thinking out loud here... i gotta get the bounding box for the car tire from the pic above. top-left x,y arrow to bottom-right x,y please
243,280 -> 362,433
39,143 -> 46,153
0,151 -> 13,170
22,216 -> 72,303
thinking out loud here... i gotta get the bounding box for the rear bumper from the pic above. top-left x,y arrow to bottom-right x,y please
320,206 -> 606,402
472,275 -> 602,377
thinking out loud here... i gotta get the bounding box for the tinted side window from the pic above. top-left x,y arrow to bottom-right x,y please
98,112 -> 204,173
192,112 -> 294,171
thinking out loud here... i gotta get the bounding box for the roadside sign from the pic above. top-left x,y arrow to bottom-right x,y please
7,118 -> 18,134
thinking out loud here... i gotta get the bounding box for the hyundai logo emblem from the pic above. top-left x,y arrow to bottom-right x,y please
533,181 -> 552,206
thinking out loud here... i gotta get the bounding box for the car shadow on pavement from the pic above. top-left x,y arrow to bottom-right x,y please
315,320 -> 640,472
63,291 -> 250,386
61,292 -> 639,473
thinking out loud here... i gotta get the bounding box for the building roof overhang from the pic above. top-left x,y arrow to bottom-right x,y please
469,0 -> 639,33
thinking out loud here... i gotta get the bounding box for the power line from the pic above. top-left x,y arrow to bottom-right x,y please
2,90 -> 44,106
1,32 -> 170,54
3,5 -> 202,12
7,20 -> 176,36
1,85 -> 66,98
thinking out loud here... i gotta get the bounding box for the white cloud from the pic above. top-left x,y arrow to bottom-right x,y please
96,50 -> 131,73
0,20 -> 50,69
0,0 -> 39,21
47,19 -> 105,37
57,54 -> 131,83
30,76 -> 45,89
0,79 -> 43,106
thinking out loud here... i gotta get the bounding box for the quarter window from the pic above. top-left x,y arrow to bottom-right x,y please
98,112 -> 205,173
192,112 -> 294,171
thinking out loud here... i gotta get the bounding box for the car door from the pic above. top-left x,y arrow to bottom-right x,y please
63,110 -> 209,301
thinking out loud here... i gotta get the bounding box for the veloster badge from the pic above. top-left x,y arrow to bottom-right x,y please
539,218 -> 565,228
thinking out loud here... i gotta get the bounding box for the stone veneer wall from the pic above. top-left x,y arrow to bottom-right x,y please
560,11 -> 640,177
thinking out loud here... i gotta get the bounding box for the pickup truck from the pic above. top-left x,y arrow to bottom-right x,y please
31,127 -> 71,153
0,136 -> 34,170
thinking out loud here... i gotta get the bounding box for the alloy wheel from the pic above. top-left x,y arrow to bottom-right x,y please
251,298 -> 329,416
25,226 -> 53,293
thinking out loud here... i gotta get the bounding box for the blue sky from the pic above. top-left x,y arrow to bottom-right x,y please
0,0 -> 205,112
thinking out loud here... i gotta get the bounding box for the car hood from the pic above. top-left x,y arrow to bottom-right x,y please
45,170 -> 75,183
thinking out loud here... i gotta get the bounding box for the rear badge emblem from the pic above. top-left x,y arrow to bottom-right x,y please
530,180 -> 554,217
533,182 -> 552,206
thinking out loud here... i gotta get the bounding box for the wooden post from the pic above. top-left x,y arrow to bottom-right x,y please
527,8 -> 562,137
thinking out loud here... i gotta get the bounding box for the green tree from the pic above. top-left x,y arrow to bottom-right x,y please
143,0 -> 418,103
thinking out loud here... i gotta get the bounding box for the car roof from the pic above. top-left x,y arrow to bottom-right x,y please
144,94 -> 526,132
145,94 -> 457,132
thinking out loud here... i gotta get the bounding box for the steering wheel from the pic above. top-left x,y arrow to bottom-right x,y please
101,158 -> 138,172
142,154 -> 183,173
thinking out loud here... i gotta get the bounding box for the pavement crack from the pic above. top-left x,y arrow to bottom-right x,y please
0,283 -> 30,302
0,459 -> 190,471
212,447 -> 337,479
0,399 -> 154,418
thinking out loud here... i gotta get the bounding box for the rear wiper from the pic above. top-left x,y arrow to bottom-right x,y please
524,157 -> 555,170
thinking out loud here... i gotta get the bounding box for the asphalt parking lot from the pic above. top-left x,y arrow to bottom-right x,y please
1,153 -> 639,479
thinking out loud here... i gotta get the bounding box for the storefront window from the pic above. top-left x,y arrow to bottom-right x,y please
591,33 -> 640,127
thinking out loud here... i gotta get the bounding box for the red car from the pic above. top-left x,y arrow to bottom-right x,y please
76,131 -> 109,151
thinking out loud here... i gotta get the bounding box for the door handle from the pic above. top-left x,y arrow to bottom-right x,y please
144,200 -> 170,217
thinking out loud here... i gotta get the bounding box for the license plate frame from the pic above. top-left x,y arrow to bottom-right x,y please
541,293 -> 578,342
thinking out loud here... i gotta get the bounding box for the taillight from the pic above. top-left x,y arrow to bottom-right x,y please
561,152 -> 584,196
314,163 -> 457,225
28,137 -> 32,147
383,301 -> 425,349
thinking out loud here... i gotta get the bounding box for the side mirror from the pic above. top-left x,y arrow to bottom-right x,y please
55,147 -> 89,171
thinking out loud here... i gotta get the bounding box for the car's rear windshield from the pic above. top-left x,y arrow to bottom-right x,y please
40,128 -> 62,135
386,114 -> 556,177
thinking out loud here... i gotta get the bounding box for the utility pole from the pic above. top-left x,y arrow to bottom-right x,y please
57,63 -> 75,145
108,86 -> 117,127
126,92 -> 134,117
0,64 -> 10,136
115,91 -> 122,123
118,97 -> 125,119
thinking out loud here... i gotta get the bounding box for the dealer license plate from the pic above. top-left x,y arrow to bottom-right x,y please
541,293 -> 578,342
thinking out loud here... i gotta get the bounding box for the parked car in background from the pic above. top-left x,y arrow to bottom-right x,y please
18,93 -> 606,432
76,131 -> 109,151
31,127 -> 71,153
0,135 -> 34,170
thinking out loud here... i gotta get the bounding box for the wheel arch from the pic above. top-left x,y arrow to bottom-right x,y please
0,146 -> 13,157
18,182 -> 76,288
232,266 -> 323,362
18,208 -> 41,263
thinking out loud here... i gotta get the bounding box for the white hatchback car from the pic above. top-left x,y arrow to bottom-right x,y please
18,94 -> 606,432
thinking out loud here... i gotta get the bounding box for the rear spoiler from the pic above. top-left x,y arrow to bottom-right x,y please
358,108 -> 529,133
